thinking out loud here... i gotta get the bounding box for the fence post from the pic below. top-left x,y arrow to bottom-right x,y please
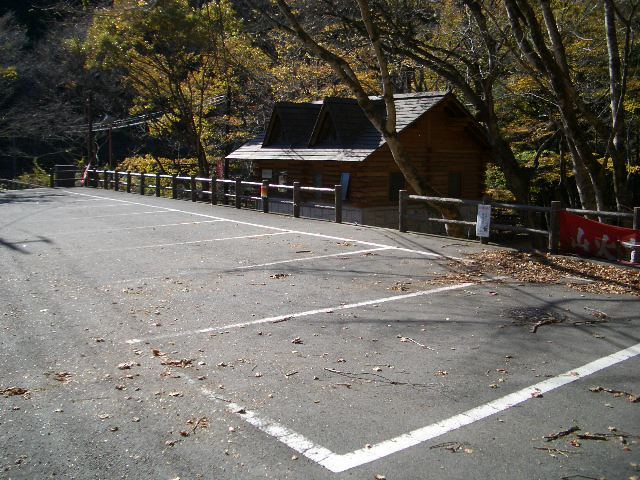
548,200 -> 561,254
293,181 -> 300,218
334,184 -> 343,223
235,178 -> 242,209
191,176 -> 197,202
480,195 -> 491,245
211,177 -> 217,205
261,179 -> 269,214
632,207 -> 640,264
171,175 -> 177,199
155,173 -> 161,197
49,173 -> 54,188
92,169 -> 98,188
114,170 -> 119,191
399,190 -> 408,232
139,173 -> 145,195
126,171 -> 131,193
103,169 -> 109,190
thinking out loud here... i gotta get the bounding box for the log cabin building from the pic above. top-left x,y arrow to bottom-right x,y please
226,92 -> 489,228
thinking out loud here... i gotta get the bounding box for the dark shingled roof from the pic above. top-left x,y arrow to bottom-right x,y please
227,92 -> 450,162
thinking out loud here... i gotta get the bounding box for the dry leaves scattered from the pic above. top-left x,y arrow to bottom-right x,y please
1,387 -> 30,398
429,251 -> 639,296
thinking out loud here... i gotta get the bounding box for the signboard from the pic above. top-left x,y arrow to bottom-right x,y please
476,204 -> 491,238
559,211 -> 639,262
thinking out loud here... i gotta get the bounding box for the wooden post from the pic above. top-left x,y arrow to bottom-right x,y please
235,178 -> 242,209
155,173 -> 161,197
139,173 -> 145,195
171,175 -> 177,199
126,171 -> 131,193
632,207 -> 640,264
210,177 -> 217,205
293,181 -> 300,218
334,185 -> 342,223
92,169 -> 98,188
103,169 -> 108,190
548,200 -> 561,254
480,195 -> 491,245
114,170 -> 119,191
399,189 -> 407,232
49,173 -> 54,188
191,176 -> 197,202
261,179 -> 269,214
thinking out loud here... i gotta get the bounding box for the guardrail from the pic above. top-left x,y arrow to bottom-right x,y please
80,168 -> 343,223
398,190 -> 639,254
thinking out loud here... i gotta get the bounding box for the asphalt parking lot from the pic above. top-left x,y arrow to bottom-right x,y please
1,186 -> 639,480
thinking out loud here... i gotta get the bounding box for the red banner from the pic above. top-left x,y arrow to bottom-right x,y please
559,211 -> 639,261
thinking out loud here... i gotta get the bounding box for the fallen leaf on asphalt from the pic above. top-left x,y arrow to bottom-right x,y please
179,431 -> 189,437
531,389 -> 543,398
1,387 -> 29,397
434,370 -> 448,377
372,367 -> 382,372
270,273 -> 290,279
98,413 -> 110,419
117,362 -> 138,370
52,372 -> 73,382
291,337 -> 303,344
168,391 -> 183,397
160,358 -> 193,368
151,349 -> 164,357
374,475 -> 386,480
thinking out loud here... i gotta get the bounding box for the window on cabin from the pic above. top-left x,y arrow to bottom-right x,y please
388,172 -> 406,201
448,172 -> 463,198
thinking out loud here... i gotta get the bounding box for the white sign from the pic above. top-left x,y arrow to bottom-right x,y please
476,204 -> 491,238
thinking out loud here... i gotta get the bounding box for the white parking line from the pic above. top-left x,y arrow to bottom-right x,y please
50,220 -> 225,235
63,190 -> 452,259
235,247 -> 392,269
66,210 -> 171,220
93,231 -> 292,253
125,283 -> 474,345
184,342 -> 640,473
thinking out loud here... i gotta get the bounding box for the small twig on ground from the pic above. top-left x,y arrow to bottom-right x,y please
534,447 -> 577,457
429,441 -> 470,453
284,371 -> 298,377
323,367 -> 433,387
531,318 -> 563,333
399,336 -> 434,350
544,426 -> 580,442
589,385 -> 639,402
576,433 -> 608,441
271,317 -> 291,324
560,475 -> 601,480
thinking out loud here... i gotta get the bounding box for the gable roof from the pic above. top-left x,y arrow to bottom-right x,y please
227,92 -> 467,162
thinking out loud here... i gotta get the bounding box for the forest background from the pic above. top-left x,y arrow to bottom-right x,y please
0,0 -> 638,211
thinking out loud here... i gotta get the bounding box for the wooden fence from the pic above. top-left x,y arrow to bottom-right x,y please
398,190 -> 639,255
78,168 -> 344,223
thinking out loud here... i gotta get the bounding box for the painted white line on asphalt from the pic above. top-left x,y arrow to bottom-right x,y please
235,247 -> 392,269
51,220 -> 225,235
53,203 -> 135,209
63,190 -> 451,259
67,210 -> 171,220
94,232 -> 292,253
182,342 -> 640,473
125,283 -> 474,345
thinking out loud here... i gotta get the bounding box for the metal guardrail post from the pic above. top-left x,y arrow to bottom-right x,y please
235,178 -> 242,209
261,180 -> 269,214
171,175 -> 177,199
334,185 -> 343,223
548,201 -> 561,254
480,195 -> 491,245
49,173 -> 54,188
399,190 -> 407,232
191,176 -> 197,202
155,173 -> 161,197
632,207 -> 640,263
114,170 -> 119,191
293,182 -> 300,218
126,171 -> 132,193
139,173 -> 145,195
210,177 -> 217,205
